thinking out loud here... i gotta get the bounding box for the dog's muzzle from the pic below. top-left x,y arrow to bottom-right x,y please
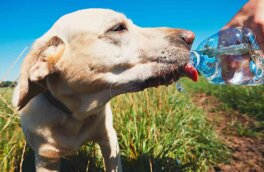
138,63 -> 198,90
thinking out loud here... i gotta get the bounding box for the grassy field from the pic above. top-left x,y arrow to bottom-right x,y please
0,77 -> 262,172
182,77 -> 264,137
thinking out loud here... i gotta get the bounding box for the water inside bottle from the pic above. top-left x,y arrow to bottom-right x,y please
198,43 -> 249,56
197,43 -> 263,85
175,82 -> 185,92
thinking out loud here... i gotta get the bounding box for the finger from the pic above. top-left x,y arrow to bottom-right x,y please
250,23 -> 264,52
256,27 -> 264,52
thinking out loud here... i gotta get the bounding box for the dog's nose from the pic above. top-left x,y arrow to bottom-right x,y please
179,30 -> 195,45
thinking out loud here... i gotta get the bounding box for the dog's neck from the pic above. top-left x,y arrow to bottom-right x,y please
46,88 -> 113,120
45,77 -> 121,120
43,91 -> 108,120
43,91 -> 72,115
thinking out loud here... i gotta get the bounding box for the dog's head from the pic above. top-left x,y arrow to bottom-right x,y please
15,9 -> 197,117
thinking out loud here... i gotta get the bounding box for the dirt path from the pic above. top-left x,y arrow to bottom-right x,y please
191,93 -> 264,172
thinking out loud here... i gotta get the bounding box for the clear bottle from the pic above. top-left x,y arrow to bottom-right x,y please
190,27 -> 264,85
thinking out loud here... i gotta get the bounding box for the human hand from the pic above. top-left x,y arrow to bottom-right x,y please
223,0 -> 264,51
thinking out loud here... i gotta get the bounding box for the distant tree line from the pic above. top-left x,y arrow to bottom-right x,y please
0,81 -> 17,87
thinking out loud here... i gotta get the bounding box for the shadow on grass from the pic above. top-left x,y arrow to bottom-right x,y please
121,155 -> 193,172
19,147 -> 194,172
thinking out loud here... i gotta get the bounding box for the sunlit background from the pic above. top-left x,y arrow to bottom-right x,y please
0,0 -> 247,80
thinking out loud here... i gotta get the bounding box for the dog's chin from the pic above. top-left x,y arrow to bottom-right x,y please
123,62 -> 198,93
140,65 -> 181,89
122,64 -> 182,93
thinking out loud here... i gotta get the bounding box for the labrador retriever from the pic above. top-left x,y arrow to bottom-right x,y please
12,9 -> 197,172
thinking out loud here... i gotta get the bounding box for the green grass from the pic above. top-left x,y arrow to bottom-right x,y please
181,77 -> 264,121
181,76 -> 264,138
234,122 -> 261,137
112,86 -> 229,171
0,85 -> 229,172
0,87 -> 24,172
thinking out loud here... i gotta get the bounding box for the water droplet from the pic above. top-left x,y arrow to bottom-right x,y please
176,159 -> 181,165
176,82 -> 185,92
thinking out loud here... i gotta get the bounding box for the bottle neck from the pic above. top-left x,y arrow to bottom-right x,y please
190,51 -> 200,68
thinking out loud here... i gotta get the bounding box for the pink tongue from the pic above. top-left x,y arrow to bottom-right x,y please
184,63 -> 198,82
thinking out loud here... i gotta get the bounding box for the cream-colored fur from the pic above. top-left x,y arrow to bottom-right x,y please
12,9 -> 194,172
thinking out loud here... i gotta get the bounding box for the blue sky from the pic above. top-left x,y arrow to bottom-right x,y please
0,0 -> 247,80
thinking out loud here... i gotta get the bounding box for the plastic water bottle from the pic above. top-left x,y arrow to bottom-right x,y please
190,27 -> 264,85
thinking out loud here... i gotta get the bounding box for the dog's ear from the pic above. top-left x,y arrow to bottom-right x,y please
17,36 -> 65,110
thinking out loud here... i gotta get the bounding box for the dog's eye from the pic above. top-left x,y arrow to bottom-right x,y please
108,23 -> 127,32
